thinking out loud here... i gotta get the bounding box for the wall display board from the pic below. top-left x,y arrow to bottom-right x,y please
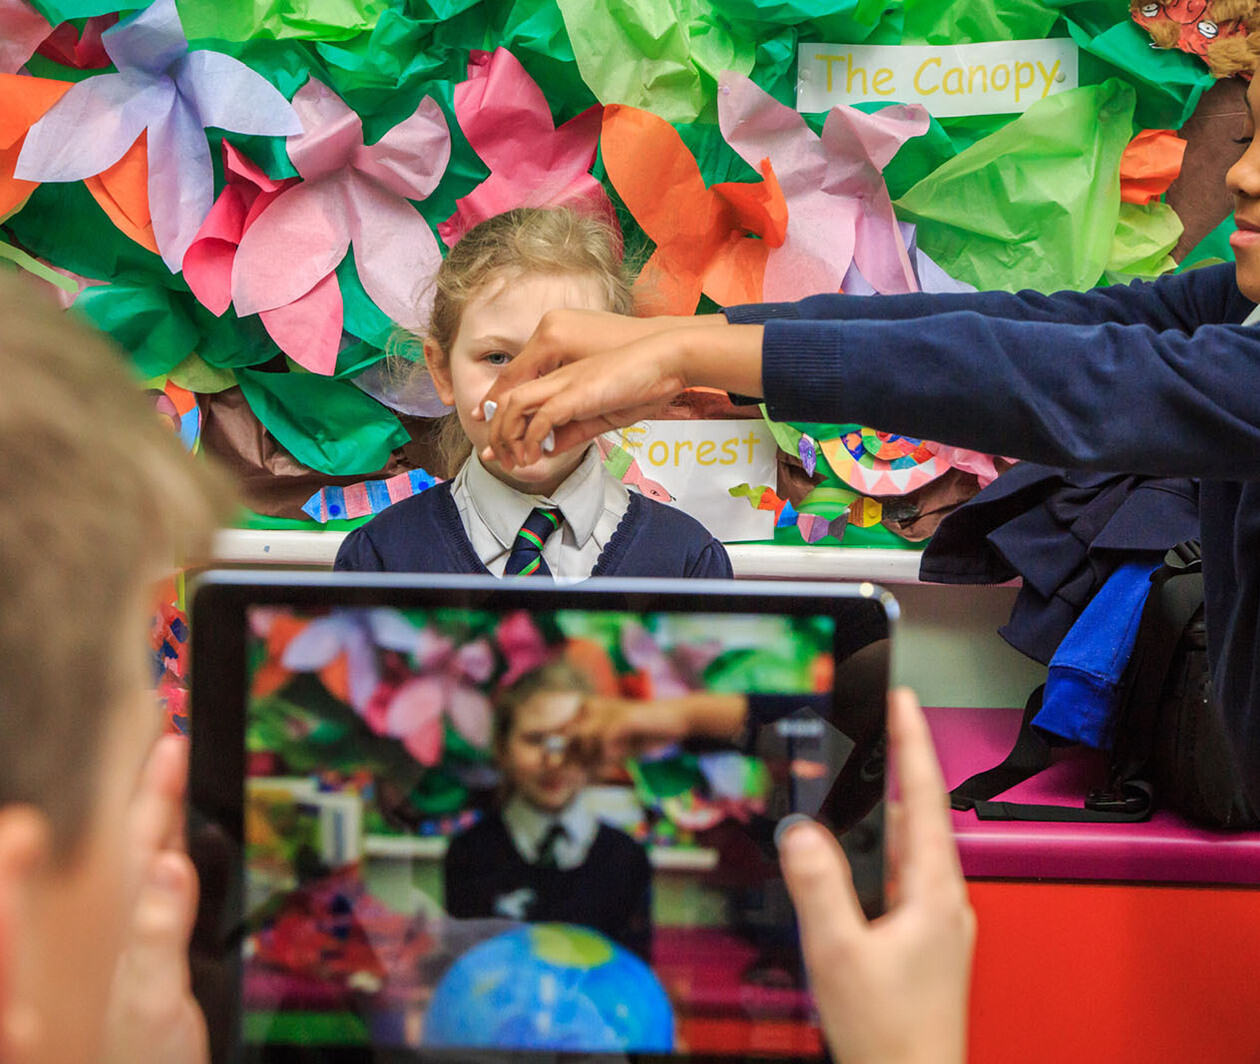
0,0 -> 1238,556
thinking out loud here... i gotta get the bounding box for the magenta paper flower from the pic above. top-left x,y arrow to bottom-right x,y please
496,610 -> 550,688
183,140 -> 297,316
232,77 -> 450,375
717,72 -> 929,300
438,48 -> 611,247
621,623 -> 721,697
14,0 -> 300,272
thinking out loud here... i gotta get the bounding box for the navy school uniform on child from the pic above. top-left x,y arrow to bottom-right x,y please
334,206 -> 731,580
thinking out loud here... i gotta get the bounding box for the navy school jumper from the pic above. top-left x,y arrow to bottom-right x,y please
334,480 -> 733,579
725,262 -> 1260,805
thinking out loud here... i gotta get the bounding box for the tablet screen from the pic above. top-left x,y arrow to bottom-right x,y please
192,578 -> 890,1063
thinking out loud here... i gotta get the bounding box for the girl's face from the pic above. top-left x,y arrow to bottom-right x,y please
1226,73 -> 1260,302
500,691 -> 588,813
426,270 -> 609,495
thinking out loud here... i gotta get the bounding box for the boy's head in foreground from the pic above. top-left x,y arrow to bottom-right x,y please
493,661 -> 593,814
0,274 -> 227,1062
418,207 -> 633,495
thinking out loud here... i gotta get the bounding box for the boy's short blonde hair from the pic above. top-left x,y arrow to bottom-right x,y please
411,207 -> 634,475
0,274 -> 233,859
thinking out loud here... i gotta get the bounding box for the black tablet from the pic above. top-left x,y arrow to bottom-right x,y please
189,573 -> 895,1064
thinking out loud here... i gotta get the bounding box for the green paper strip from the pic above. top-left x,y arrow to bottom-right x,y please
758,406 -> 803,456
0,241 -> 77,293
236,367 -> 410,475
895,79 -> 1135,293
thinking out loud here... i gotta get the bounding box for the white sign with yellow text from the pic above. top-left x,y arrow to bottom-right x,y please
797,39 -> 1078,118
602,420 -> 777,543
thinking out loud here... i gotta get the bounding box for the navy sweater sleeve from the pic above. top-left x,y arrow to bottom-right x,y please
334,526 -> 386,571
726,262 -> 1246,333
737,265 -> 1260,480
687,538 -> 734,579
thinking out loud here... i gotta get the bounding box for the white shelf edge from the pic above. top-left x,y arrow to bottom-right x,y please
213,529 -> 928,583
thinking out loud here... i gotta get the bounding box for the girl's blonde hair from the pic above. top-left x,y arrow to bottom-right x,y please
410,207 -> 634,474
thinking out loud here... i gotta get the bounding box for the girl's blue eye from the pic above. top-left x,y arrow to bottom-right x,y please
486,351 -> 511,366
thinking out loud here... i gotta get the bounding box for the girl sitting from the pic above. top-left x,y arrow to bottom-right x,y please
335,207 -> 731,580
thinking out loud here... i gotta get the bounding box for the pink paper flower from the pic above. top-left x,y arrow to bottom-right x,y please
717,72 -> 929,300
183,140 -> 297,317
232,77 -> 450,375
439,48 -> 611,247
281,610 -> 493,766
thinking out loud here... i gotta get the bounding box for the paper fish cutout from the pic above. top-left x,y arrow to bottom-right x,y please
232,77 -> 450,375
439,48 -> 610,247
1119,128 -> 1187,205
183,140 -> 297,317
729,482 -> 790,521
796,511 -> 849,544
820,428 -> 948,497
598,436 -> 674,502
301,468 -> 441,523
798,434 -> 818,477
729,482 -> 862,543
717,71 -> 930,301
601,102 -> 787,314
14,0 -> 301,272
153,378 -> 200,452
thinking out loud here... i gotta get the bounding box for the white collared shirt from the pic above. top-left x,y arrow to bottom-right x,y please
449,446 -> 630,583
1244,304 -> 1260,327
502,792 -> 601,870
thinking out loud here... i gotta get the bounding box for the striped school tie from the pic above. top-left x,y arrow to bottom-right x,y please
504,507 -> 561,578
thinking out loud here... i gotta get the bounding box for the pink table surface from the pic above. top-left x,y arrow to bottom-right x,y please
926,706 -> 1260,885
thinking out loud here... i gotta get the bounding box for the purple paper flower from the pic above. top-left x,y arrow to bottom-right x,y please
15,0 -> 300,272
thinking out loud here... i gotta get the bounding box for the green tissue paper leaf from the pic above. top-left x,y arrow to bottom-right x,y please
556,0 -> 755,122
177,0 -> 389,42
236,367 -> 410,475
895,79 -> 1135,293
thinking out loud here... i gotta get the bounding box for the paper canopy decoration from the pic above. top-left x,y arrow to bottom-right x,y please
0,0 -> 1217,536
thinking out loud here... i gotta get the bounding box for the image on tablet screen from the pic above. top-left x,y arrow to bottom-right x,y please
240,604 -> 884,1057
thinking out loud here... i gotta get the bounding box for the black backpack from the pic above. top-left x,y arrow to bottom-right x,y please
951,542 -> 1259,829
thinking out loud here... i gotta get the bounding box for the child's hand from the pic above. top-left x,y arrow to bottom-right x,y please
104,735 -> 209,1064
777,688 -> 975,1064
565,695 -> 692,769
477,311 -> 755,471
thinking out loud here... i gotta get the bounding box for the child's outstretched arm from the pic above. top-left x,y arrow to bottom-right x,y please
778,688 -> 975,1064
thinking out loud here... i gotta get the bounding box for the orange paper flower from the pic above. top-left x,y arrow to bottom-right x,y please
600,103 -> 787,314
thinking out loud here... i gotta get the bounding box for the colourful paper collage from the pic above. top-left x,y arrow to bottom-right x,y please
0,0 -> 1229,546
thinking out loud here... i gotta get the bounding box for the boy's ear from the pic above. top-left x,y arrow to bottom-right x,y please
423,338 -> 455,407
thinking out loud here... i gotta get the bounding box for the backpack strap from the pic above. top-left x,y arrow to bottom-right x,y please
951,543 -> 1208,824
949,685 -> 1154,821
